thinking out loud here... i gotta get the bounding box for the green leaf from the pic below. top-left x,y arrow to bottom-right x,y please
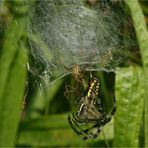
113,66 -> 144,147
0,2 -> 28,147
124,0 -> 148,146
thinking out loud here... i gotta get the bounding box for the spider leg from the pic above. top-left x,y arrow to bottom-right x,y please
102,97 -> 116,124
81,113 -> 114,140
68,116 -> 93,140
108,97 -> 116,119
68,114 -> 86,137
73,114 -> 105,140
68,113 -> 100,139
110,97 -> 116,116
81,123 -> 102,140
72,113 -> 85,124
71,113 -> 93,134
74,111 -> 102,124
81,107 -> 117,141
97,98 -> 104,113
68,107 -> 115,140
68,115 -> 81,136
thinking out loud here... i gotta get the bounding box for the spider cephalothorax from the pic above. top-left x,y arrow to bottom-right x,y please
68,77 -> 116,140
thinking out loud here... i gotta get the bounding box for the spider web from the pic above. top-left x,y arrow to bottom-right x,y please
27,0 -> 137,86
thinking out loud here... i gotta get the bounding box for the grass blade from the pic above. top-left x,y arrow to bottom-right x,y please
113,66 -> 144,147
0,2 -> 28,146
125,0 -> 148,146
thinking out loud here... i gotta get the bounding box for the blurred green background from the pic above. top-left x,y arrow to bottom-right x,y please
0,0 -> 148,147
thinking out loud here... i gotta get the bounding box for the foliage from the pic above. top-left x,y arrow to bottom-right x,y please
0,1 -> 28,146
125,1 -> 148,146
114,66 -> 144,147
0,0 -> 147,147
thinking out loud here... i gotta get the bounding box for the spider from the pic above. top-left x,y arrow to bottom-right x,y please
68,77 -> 116,140
64,64 -> 87,105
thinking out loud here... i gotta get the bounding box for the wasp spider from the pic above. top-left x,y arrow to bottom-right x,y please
68,77 -> 116,140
